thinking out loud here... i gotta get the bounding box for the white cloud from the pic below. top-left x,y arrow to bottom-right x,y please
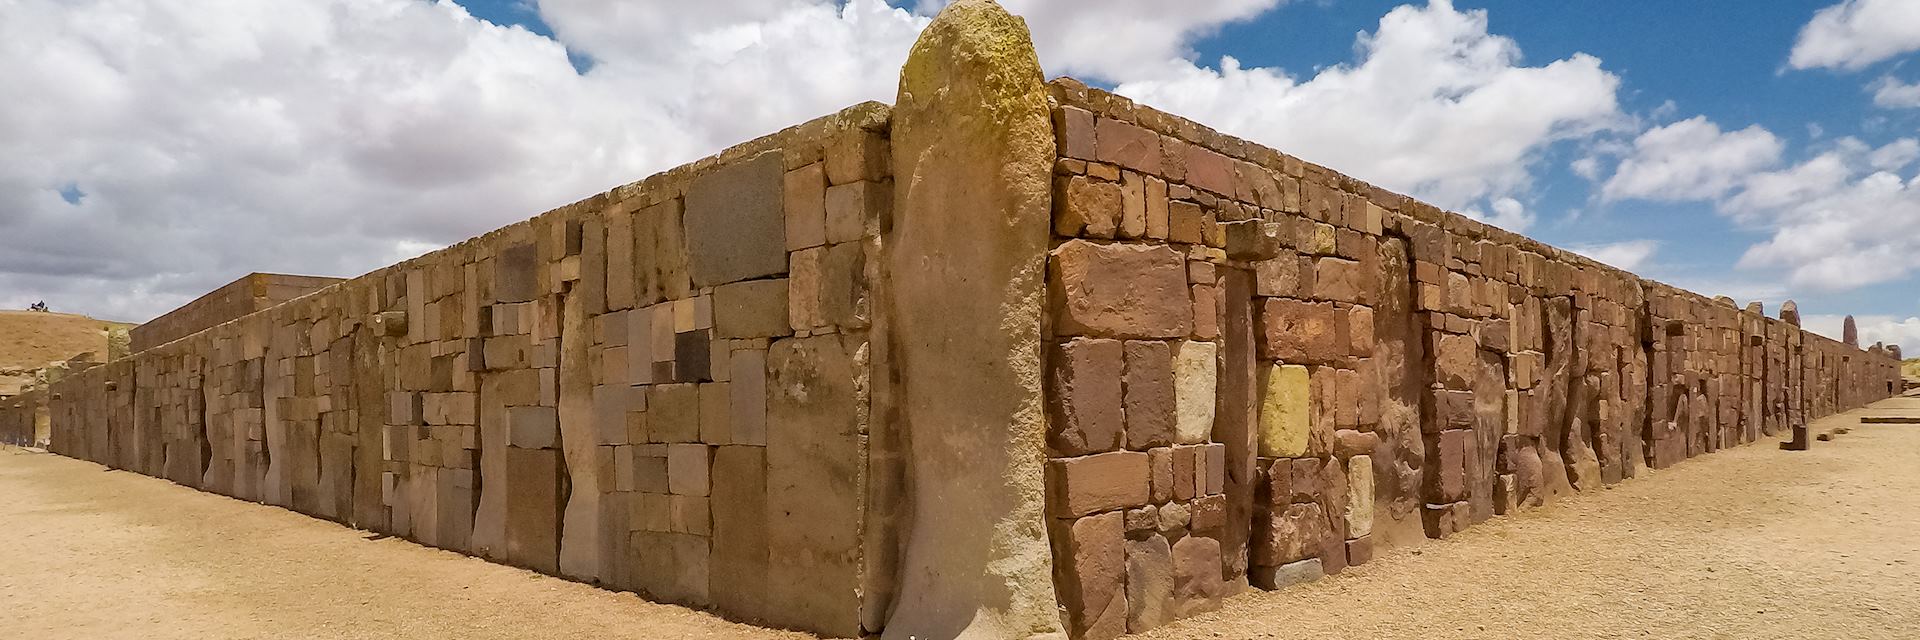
1569,239 -> 1659,271
0,0 -> 928,321
1789,0 -> 1920,71
988,0 -> 1285,81
1601,117 -> 1783,201
1803,314 -> 1920,353
1871,76 -> 1920,108
1111,0 -> 1624,223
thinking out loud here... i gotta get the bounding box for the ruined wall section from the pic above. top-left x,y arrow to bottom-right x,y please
129,273 -> 346,353
46,103 -> 898,638
1,388 -> 50,447
1038,79 -> 1902,639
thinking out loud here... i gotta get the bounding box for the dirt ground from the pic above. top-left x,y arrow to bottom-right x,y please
3,396 -> 1919,640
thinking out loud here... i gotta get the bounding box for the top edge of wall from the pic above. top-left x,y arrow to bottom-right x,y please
115,100 -> 893,361
1045,76 -> 1890,360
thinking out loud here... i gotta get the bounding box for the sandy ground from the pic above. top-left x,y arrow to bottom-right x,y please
1144,394 -> 1920,640
3,396 -> 1919,640
0,448 -> 811,640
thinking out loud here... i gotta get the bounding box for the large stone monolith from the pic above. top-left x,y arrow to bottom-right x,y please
884,1 -> 1063,638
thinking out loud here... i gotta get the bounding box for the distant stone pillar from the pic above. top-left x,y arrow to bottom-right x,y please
1843,315 -> 1859,348
1780,300 -> 1800,327
883,1 -> 1064,639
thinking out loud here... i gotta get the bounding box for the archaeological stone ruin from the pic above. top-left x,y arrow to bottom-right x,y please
2,2 -> 1903,639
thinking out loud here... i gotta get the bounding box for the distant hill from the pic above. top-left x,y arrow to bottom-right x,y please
0,310 -> 134,395
1905,358 -> 1920,381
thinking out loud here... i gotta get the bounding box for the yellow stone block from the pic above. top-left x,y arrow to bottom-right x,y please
1258,363 -> 1310,457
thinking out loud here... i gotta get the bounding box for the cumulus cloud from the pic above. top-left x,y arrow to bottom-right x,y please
1112,0 -> 1624,227
1803,314 -> 1920,353
1788,0 -> 1920,71
0,0 -> 927,321
1568,239 -> 1659,271
1871,76 -> 1920,108
1601,117 -> 1784,201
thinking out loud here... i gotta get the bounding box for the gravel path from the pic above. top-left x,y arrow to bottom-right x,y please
3,395 -> 1918,640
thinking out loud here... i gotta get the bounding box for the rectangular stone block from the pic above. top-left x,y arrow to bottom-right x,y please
1122,340 -> 1176,450
506,406 -> 557,449
1125,533 -> 1173,633
1050,240 -> 1192,339
1049,338 -> 1124,456
1258,299 -> 1342,365
825,181 -> 887,244
667,443 -> 711,497
1172,340 -> 1217,445
685,153 -> 786,287
504,446 -> 562,574
784,163 -> 827,251
1050,511 -> 1127,640
1046,451 -> 1151,518
1257,364 -> 1310,458
710,445 -> 769,620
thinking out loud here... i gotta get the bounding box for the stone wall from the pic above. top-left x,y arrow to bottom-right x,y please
129,273 -> 346,353
1,388 -> 49,447
47,102 -> 896,637
1037,78 -> 1902,638
31,4 -> 1902,639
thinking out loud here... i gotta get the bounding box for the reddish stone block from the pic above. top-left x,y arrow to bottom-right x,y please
1051,512 -> 1127,639
1289,457 -> 1322,503
1055,175 -> 1121,239
1253,502 -> 1329,566
1191,284 -> 1220,341
1048,338 -> 1124,456
1423,500 -> 1471,538
1346,535 -> 1373,566
1425,388 -> 1474,434
1426,429 -> 1470,503
1190,494 -> 1227,532
1184,145 -> 1235,196
1051,240 -> 1192,339
1095,118 -> 1162,175
1123,341 -> 1177,450
1172,445 -> 1198,501
1348,305 -> 1375,356
1171,535 -> 1226,618
1434,332 -> 1478,390
1312,257 -> 1362,303
1149,447 -> 1174,502
1047,452 -> 1151,518
1056,105 -> 1096,161
1258,298 -> 1342,365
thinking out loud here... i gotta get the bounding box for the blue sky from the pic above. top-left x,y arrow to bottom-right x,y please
4,0 -> 1917,348
442,0 -> 1918,338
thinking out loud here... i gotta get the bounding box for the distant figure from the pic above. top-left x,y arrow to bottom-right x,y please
27,301 -> 49,312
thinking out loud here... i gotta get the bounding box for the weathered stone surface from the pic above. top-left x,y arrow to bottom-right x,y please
1258,364 -> 1311,457
1056,175 -> 1121,239
884,3 -> 1062,635
686,152 -> 787,287
1125,534 -> 1174,633
1052,512 -> 1127,640
1051,240 -> 1192,339
1049,338 -> 1124,455
1172,340 -> 1218,445
1170,535 -> 1225,618
1346,454 -> 1374,538
1259,299 -> 1342,364
711,279 -> 791,339
1123,340 -> 1177,449
1047,451 -> 1151,517
765,335 -> 863,635
1096,118 -> 1162,175
1254,502 -> 1329,567
1249,557 -> 1323,591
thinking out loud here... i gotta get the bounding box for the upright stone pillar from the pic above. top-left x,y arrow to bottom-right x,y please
1843,315 -> 1859,348
884,1 -> 1063,638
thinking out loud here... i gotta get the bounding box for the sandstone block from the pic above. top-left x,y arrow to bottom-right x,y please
711,279 -> 791,339
1171,535 -> 1226,618
1345,454 -> 1374,538
824,181 -> 886,244
1257,364 -> 1311,458
1254,501 -> 1328,566
1051,240 -> 1192,338
1172,340 -> 1217,445
647,384 -> 701,443
784,163 -> 827,251
1258,299 -> 1342,364
1047,451 -> 1151,517
1122,340 -> 1177,450
506,406 -> 557,449
1048,338 -> 1125,455
1055,175 -> 1121,239
1095,118 -> 1162,175
1052,512 -> 1127,640
1250,557 -> 1323,591
1427,429 -> 1470,503
1125,534 -> 1174,633
686,152 -> 787,287
1346,535 -> 1373,565
1055,105 -> 1096,160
